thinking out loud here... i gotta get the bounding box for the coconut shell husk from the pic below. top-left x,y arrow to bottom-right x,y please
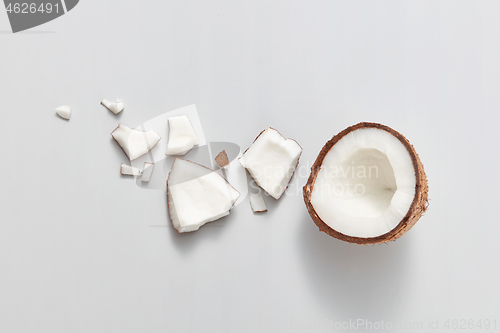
215,150 -> 230,169
303,122 -> 428,245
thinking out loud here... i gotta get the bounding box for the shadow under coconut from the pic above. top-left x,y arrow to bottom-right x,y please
297,210 -> 412,321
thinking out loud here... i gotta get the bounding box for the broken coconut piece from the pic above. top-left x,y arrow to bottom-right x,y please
120,164 -> 142,176
111,124 -> 161,161
167,158 -> 240,233
55,105 -> 72,120
101,98 -> 124,115
215,150 -> 230,169
141,162 -> 155,182
165,115 -> 199,155
239,128 -> 302,200
303,122 -> 429,244
249,192 -> 267,213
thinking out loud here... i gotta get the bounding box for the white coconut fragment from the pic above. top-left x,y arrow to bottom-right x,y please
120,164 -> 142,176
111,124 -> 161,161
55,105 -> 72,120
239,128 -> 302,199
141,162 -> 155,182
249,192 -> 267,213
165,115 -> 199,155
101,98 -> 125,115
167,158 -> 240,233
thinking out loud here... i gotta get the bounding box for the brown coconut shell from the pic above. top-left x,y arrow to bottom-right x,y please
215,150 -> 230,169
303,122 -> 428,245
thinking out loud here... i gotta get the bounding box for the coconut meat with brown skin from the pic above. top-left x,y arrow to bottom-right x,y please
120,164 -> 142,176
249,192 -> 267,213
167,158 -> 240,233
239,128 -> 302,199
310,127 -> 417,238
165,115 -> 199,155
111,124 -> 161,161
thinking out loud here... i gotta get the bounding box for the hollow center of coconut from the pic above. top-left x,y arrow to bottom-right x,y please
310,128 -> 416,238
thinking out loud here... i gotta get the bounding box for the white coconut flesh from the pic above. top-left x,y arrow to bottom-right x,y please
240,128 -> 302,199
141,162 -> 154,182
56,105 -> 72,120
111,124 -> 161,161
249,192 -> 267,213
310,128 -> 416,238
165,115 -> 199,155
120,164 -> 142,176
167,158 -> 240,233
101,98 -> 124,115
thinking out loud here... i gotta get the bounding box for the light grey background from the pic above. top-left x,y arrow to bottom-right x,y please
1,1 -> 499,332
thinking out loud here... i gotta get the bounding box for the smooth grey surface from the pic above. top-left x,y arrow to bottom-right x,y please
1,1 -> 499,332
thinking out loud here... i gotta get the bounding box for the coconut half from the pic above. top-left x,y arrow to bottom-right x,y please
167,158 -> 240,233
240,128 -> 302,199
111,124 -> 161,161
303,122 -> 428,244
165,115 -> 199,155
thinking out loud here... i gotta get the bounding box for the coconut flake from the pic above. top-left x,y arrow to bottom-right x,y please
249,193 -> 267,213
101,98 -> 124,115
239,128 -> 302,199
120,164 -> 142,176
141,162 -> 155,182
111,124 -> 161,161
56,105 -> 72,120
167,158 -> 240,233
165,115 -> 199,155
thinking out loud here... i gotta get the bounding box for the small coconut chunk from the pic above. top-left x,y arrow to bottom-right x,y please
120,164 -> 142,176
240,128 -> 302,199
56,105 -> 72,120
249,193 -> 267,213
167,158 -> 240,233
215,150 -> 230,169
111,124 -> 161,161
141,162 -> 155,182
101,98 -> 124,115
165,115 -> 199,155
